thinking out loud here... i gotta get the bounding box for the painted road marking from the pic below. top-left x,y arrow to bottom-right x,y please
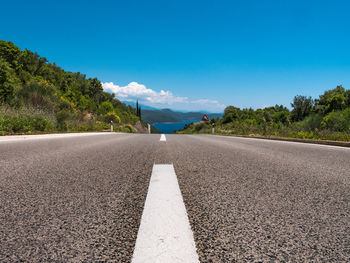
0,132 -> 120,143
206,134 -> 350,150
132,164 -> 199,263
160,134 -> 166,141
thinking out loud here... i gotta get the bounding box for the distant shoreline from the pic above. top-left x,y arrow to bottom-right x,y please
153,120 -> 201,124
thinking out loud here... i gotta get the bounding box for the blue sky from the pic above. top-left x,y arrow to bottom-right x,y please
1,0 -> 350,112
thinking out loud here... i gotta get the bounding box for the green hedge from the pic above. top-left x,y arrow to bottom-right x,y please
0,115 -> 54,134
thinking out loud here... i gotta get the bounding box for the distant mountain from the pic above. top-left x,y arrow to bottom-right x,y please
122,101 -> 223,123
122,101 -> 160,111
141,108 -> 222,124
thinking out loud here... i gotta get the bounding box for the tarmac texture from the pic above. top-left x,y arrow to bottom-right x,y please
0,134 -> 349,262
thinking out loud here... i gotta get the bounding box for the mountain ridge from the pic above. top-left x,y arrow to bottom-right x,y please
142,108 -> 222,124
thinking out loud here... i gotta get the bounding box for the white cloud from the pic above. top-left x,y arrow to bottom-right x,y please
102,81 -> 225,112
102,81 -> 187,104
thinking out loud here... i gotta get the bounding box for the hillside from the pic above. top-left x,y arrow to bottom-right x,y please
0,40 -> 142,134
177,86 -> 350,142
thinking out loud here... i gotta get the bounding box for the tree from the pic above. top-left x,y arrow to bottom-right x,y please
16,80 -> 57,110
103,112 -> 121,124
321,108 -> 350,132
345,90 -> 350,107
0,40 -> 142,135
136,100 -> 139,116
325,94 -> 346,113
0,57 -> 17,103
135,100 -> 142,118
272,111 -> 290,125
18,49 -> 47,76
0,40 -> 21,69
318,85 -> 345,106
291,95 -> 313,122
98,101 -> 114,115
88,78 -> 103,103
223,106 -> 241,123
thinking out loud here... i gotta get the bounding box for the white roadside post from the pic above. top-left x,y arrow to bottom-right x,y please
110,120 -> 113,132
212,123 -> 215,135
148,123 -> 151,134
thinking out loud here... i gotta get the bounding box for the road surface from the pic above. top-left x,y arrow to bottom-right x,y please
0,133 -> 349,262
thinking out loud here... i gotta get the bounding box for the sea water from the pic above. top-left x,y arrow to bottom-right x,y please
153,120 -> 200,134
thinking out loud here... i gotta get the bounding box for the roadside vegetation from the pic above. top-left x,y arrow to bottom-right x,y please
0,40 -> 145,135
177,85 -> 350,141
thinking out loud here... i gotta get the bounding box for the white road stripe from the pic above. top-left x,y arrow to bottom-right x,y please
0,132 -> 120,142
160,134 -> 166,141
132,164 -> 199,263
207,134 -> 350,150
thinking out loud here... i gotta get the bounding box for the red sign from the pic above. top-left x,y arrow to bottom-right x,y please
201,114 -> 209,122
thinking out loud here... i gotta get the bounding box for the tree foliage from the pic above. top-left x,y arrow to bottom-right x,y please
182,85 -> 350,140
291,95 -> 313,121
0,40 -> 140,133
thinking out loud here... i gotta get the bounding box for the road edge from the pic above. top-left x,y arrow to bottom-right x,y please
0,132 -> 123,142
213,134 -> 350,148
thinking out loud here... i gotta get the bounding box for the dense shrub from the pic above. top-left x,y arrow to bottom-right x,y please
99,101 -> 114,115
124,124 -> 134,133
322,108 -> 350,132
0,115 -> 53,133
16,80 -> 58,111
299,113 -> 323,131
0,40 -> 140,134
55,110 -> 71,131
103,112 -> 121,124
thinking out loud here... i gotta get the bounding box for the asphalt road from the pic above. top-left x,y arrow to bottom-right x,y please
0,134 -> 349,262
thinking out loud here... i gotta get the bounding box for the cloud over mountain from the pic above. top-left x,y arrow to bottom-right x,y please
102,81 -> 225,112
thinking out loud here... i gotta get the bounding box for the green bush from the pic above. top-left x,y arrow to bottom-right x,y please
295,131 -> 315,139
195,122 -> 207,132
99,101 -> 114,115
0,114 -> 54,134
299,113 -> 323,131
56,110 -> 71,131
124,124 -> 133,133
321,109 -> 350,132
103,112 -> 121,123
272,111 -> 290,125
16,80 -> 58,110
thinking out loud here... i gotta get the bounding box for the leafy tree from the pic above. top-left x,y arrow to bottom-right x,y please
0,40 -> 21,69
318,85 -> 345,106
325,94 -> 346,113
272,111 -> 290,125
103,112 -> 121,123
0,57 -> 18,103
0,40 -> 140,134
98,101 -> 114,115
88,78 -> 103,103
223,106 -> 241,123
78,95 -> 92,111
263,110 -> 272,123
16,80 -> 57,111
18,49 -> 47,76
298,113 -> 323,131
291,95 -> 313,121
321,108 -> 350,132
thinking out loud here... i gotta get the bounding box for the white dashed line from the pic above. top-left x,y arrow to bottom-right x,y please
160,134 -> 166,141
132,164 -> 199,263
